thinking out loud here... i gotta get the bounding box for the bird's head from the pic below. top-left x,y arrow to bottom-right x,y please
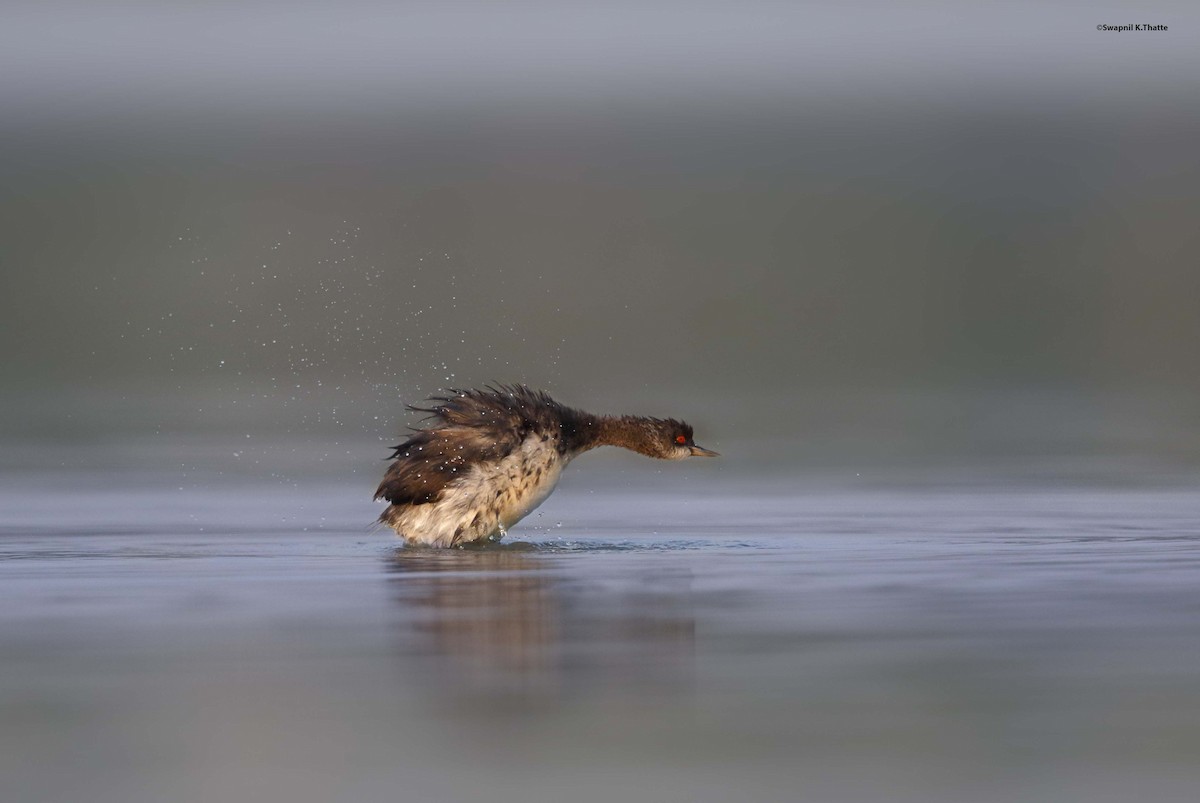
632,417 -> 720,460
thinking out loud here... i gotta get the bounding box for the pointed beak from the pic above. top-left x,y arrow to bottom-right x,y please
689,444 -> 720,457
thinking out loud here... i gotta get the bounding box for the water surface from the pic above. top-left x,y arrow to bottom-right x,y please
3,461 -> 1200,803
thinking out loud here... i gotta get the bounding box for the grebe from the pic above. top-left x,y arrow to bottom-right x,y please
375,384 -> 718,547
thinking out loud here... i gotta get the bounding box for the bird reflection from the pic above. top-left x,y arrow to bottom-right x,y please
389,546 -> 560,694
386,544 -> 695,702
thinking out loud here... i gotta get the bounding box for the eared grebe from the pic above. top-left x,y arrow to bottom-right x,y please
375,384 -> 718,547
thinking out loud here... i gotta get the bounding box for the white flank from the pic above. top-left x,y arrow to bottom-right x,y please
391,434 -> 568,547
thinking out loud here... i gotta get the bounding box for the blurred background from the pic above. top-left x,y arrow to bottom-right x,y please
4,6 -> 1200,803
3,1 -> 1199,478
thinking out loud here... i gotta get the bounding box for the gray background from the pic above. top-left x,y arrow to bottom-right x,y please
3,1 -> 1198,471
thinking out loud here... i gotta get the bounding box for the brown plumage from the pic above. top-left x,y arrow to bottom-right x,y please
375,384 -> 718,547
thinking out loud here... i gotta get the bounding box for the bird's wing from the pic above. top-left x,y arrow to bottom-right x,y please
374,390 -> 529,506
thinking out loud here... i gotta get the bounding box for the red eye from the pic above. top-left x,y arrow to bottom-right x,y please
675,435 -> 687,444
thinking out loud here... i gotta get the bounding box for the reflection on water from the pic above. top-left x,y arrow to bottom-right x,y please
391,548 -> 561,690
388,545 -> 694,701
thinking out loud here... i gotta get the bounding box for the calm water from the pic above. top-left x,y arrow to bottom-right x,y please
3,455 -> 1200,803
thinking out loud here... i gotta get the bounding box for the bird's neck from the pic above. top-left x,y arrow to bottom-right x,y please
569,414 -> 661,458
